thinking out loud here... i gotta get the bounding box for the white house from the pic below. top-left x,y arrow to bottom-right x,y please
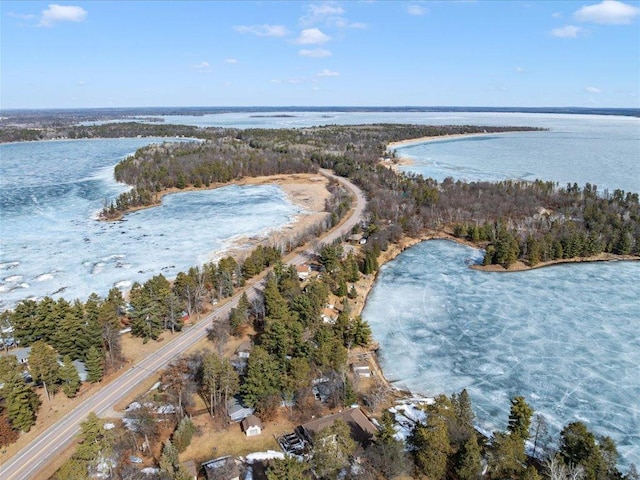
296,264 -> 311,280
241,414 -> 263,437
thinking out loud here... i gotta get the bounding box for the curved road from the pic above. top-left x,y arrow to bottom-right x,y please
0,170 -> 366,480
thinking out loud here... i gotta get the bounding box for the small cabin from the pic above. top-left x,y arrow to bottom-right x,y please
241,414 -> 263,437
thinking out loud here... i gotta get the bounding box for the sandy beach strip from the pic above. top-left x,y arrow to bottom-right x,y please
386,130 -> 518,151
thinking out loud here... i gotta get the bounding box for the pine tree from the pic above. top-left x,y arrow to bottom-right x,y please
60,355 -> 81,398
411,414 -> 451,480
267,456 -> 307,480
454,388 -> 475,430
507,396 -> 533,440
85,346 -> 104,383
5,374 -> 40,432
241,346 -> 281,407
159,439 -> 179,475
74,412 -> 110,463
28,340 -> 61,400
456,433 -> 483,480
172,417 -> 196,453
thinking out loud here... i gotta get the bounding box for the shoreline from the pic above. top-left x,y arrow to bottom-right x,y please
354,231 -> 640,408
99,172 -> 326,222
386,130 -> 518,150
356,130 -> 640,405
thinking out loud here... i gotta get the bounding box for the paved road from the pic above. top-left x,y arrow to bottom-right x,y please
0,170 -> 366,480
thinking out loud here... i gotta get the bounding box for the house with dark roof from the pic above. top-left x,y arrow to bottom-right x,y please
202,455 -> 241,480
299,407 -> 378,448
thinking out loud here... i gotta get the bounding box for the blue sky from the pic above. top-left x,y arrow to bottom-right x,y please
1,1 -> 639,108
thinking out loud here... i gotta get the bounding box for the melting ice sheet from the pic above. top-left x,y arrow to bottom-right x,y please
363,240 -> 640,466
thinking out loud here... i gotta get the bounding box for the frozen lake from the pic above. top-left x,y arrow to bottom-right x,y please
363,240 -> 640,465
0,138 -> 303,309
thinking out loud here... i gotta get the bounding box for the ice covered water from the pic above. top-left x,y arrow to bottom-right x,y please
116,111 -> 638,193
363,240 -> 640,466
0,138 -> 303,309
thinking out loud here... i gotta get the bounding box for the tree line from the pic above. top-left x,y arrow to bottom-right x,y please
98,123 -> 638,264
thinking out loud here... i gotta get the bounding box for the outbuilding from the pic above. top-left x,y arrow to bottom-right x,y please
241,414 -> 263,437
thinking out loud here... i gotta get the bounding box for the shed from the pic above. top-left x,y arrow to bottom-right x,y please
352,362 -> 371,378
235,340 -> 252,359
241,414 -> 263,437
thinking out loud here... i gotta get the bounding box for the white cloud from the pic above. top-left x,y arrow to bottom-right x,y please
77,80 -> 86,86
309,2 -> 344,17
299,48 -> 332,58
574,0 -> 639,24
39,4 -> 87,27
585,86 -> 602,93
317,69 -> 340,77
7,12 -> 37,20
514,66 -> 526,73
333,18 -> 367,28
550,25 -> 584,38
299,2 -> 365,28
552,12 -> 563,18
407,4 -> 429,16
225,58 -> 238,64
192,61 -> 211,73
234,24 -> 288,37
295,28 -> 331,44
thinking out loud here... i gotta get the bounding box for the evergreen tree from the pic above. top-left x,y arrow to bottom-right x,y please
456,433 -> 483,480
311,419 -> 356,479
241,346 -> 281,407
85,346 -> 104,383
74,412 -> 112,465
0,355 -> 21,384
60,355 -> 81,398
364,410 -> 410,479
507,396 -> 533,440
159,439 -> 179,475
9,299 -> 39,345
454,388 -> 475,429
558,422 -> 605,480
411,414 -> 451,480
4,373 -> 40,432
28,340 -> 61,400
266,456 -> 307,480
172,417 -> 196,453
488,431 -> 526,479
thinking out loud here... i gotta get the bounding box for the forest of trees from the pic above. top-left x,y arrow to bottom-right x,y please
95,123 -> 639,261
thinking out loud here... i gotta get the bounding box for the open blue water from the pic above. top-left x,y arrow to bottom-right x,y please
0,138 -> 302,310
